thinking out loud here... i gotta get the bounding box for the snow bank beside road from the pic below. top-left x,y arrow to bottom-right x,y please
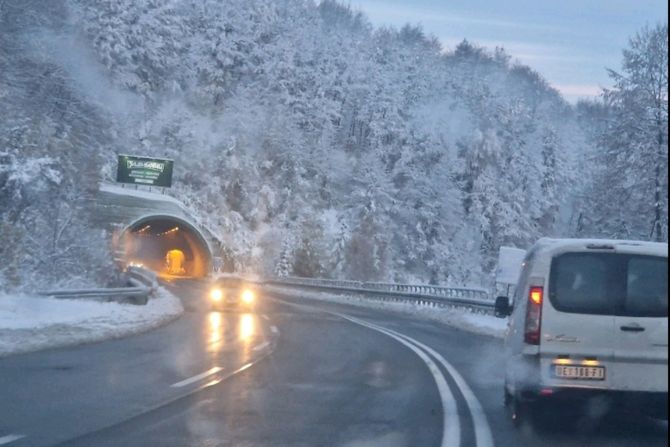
0,287 -> 184,357
266,285 -> 507,338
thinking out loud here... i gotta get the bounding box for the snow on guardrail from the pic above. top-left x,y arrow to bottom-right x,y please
263,276 -> 494,314
38,266 -> 158,305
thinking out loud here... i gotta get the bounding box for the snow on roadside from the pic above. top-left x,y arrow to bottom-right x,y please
265,285 -> 507,338
0,287 -> 184,357
100,182 -> 185,206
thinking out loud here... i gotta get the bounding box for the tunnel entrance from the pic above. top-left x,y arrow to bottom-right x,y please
120,215 -> 212,278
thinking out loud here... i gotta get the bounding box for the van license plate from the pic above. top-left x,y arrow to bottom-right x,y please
553,365 -> 605,380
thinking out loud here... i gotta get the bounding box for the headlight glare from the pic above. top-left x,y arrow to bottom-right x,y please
242,289 -> 255,304
210,288 -> 223,301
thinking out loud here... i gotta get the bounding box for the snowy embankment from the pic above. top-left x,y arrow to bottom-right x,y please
265,285 -> 506,338
100,182 -> 185,206
0,287 -> 184,357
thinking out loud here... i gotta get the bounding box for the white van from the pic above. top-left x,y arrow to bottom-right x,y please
494,238 -> 668,424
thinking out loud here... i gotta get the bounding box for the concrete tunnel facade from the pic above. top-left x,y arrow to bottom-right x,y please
119,214 -> 213,278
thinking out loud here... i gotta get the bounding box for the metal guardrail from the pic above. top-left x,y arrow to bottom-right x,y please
38,266 -> 158,305
126,265 -> 159,290
263,276 -> 494,314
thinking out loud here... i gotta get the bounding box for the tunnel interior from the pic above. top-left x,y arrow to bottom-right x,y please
121,216 -> 211,278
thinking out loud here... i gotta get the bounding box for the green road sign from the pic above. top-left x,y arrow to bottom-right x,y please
116,154 -> 174,187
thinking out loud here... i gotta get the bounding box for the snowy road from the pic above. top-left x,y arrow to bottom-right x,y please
0,280 -> 666,446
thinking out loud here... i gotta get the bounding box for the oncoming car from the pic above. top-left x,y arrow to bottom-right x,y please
494,238 -> 668,425
208,275 -> 257,311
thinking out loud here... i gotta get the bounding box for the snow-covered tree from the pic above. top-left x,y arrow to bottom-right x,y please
578,23 -> 668,241
2,0 -> 655,292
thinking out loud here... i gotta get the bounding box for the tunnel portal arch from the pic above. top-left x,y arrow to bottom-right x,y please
119,214 -> 213,278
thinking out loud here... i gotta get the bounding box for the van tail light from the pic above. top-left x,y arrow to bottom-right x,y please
524,286 -> 543,345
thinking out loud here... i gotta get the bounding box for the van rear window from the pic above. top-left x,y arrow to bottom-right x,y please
626,257 -> 668,317
549,253 -> 668,317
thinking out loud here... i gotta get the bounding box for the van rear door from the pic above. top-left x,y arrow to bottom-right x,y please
613,255 -> 668,392
542,252 -> 616,386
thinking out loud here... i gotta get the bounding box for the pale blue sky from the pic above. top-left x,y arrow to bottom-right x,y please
352,0 -> 668,103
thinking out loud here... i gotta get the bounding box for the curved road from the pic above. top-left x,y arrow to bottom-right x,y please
0,280 -> 666,446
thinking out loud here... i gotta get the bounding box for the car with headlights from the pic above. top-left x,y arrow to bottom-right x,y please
494,238 -> 668,425
208,275 -> 257,311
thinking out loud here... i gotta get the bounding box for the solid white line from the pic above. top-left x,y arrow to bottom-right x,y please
346,315 -> 494,447
271,297 -> 490,446
270,325 -> 279,334
170,366 -> 223,388
252,341 -> 270,351
391,331 -> 494,447
337,314 -> 459,447
0,435 -> 26,445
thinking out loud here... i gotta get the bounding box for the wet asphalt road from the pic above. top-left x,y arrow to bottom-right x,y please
0,280 -> 666,446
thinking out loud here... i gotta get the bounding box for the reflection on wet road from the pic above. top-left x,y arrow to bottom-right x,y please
0,280 -> 666,447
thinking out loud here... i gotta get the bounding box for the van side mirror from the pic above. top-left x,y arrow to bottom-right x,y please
494,296 -> 512,318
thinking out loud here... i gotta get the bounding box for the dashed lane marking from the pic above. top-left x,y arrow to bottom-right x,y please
0,435 -> 26,446
252,341 -> 270,351
170,366 -> 223,388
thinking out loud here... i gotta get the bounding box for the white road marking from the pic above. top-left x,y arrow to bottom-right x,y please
262,314 -> 270,321
252,341 -> 270,351
270,325 -> 279,334
170,366 -> 223,388
343,314 -> 494,447
382,326 -> 493,447
270,296 -> 492,446
0,435 -> 26,445
337,314 -> 460,447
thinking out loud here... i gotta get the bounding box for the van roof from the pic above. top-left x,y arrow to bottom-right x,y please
533,238 -> 668,258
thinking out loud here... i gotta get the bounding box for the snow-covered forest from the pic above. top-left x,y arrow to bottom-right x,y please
0,0 -> 667,291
